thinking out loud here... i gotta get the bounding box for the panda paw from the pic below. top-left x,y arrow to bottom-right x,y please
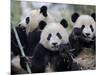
58,43 -> 73,57
73,28 -> 82,38
21,56 -> 33,64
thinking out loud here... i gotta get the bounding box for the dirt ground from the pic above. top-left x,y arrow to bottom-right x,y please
73,48 -> 96,70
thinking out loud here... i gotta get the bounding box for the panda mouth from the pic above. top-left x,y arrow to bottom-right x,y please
82,34 -> 90,38
82,34 -> 93,41
52,45 -> 59,49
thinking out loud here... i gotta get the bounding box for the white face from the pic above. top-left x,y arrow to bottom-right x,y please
26,10 -> 55,33
26,10 -> 45,33
40,23 -> 69,51
74,15 -> 96,41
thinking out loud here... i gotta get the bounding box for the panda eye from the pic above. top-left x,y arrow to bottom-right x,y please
81,25 -> 85,30
57,32 -> 62,39
90,25 -> 94,32
47,33 -> 52,41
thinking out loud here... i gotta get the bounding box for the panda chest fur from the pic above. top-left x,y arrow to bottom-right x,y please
45,58 -> 54,72
45,62 -> 54,72
44,50 -> 60,72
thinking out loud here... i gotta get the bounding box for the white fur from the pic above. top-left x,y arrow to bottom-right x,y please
18,18 -> 28,27
26,10 -> 45,33
45,62 -> 54,72
40,22 -> 69,51
74,15 -> 96,41
11,55 -> 22,69
19,9 -> 55,34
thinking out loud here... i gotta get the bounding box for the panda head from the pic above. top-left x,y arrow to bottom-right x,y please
40,19 -> 69,51
71,13 -> 96,41
21,5 -> 55,33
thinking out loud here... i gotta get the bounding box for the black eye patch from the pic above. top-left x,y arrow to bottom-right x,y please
47,33 -> 52,41
90,25 -> 94,32
81,25 -> 85,30
57,32 -> 62,39
26,17 -> 30,24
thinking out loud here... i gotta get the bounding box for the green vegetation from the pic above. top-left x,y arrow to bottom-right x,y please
11,1 -> 96,28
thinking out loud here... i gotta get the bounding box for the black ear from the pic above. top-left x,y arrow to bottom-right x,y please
40,6 -> 47,17
26,17 -> 30,24
91,13 -> 96,21
71,13 -> 79,22
39,20 -> 47,30
60,19 -> 68,28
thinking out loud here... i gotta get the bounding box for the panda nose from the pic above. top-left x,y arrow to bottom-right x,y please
86,33 -> 90,36
52,42 -> 57,46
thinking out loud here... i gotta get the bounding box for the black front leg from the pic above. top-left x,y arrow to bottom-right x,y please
20,56 -> 32,71
31,44 -> 48,73
69,28 -> 82,57
51,50 -> 73,71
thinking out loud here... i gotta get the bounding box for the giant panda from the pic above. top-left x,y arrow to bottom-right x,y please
31,19 -> 81,73
69,13 -> 96,57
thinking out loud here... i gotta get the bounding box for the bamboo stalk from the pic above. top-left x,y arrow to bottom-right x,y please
11,24 -> 31,73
